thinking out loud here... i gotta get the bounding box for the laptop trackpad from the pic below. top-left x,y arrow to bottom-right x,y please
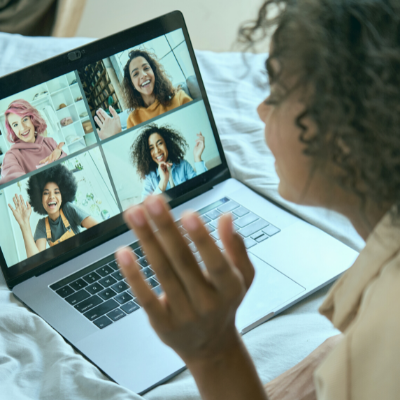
236,253 -> 305,334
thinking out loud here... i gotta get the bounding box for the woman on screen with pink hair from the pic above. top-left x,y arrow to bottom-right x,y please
0,99 -> 67,184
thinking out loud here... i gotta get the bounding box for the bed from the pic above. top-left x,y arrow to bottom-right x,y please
0,32 -> 364,400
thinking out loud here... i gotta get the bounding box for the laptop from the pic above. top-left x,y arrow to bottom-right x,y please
0,11 -> 358,394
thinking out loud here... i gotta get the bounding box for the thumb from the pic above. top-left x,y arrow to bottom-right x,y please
218,213 -> 255,290
58,142 -> 65,150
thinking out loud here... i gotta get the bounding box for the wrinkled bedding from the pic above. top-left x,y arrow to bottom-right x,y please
0,33 -> 364,400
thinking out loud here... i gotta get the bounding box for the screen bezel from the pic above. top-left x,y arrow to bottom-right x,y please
0,11 -> 231,289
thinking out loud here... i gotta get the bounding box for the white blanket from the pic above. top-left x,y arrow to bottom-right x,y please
0,33 -> 364,400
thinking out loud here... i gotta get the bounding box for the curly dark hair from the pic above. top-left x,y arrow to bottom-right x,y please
123,49 -> 176,109
239,0 -> 400,218
131,123 -> 188,179
27,164 -> 78,215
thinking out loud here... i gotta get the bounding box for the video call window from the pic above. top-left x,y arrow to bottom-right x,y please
0,28 -> 222,269
77,29 -> 201,140
0,71 -> 96,185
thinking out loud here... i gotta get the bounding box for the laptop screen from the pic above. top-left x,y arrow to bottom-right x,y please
0,22 -> 226,280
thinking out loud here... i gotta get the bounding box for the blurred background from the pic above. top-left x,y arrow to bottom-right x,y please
0,0 -> 267,52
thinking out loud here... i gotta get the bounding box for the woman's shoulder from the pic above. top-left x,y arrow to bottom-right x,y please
174,89 -> 192,104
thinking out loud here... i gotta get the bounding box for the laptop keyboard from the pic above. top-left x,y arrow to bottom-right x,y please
50,197 -> 280,329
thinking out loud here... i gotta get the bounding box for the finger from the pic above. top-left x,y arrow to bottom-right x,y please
96,109 -> 106,122
8,203 -> 15,213
109,106 -> 118,118
94,115 -> 103,129
13,195 -> 20,208
218,214 -> 255,290
124,206 -> 194,315
182,212 -> 239,294
143,196 -> 209,299
58,142 -> 65,149
98,108 -> 109,121
19,195 -> 26,210
116,247 -> 166,322
39,157 -> 47,164
26,201 -> 31,210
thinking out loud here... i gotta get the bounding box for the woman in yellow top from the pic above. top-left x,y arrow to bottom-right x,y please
94,49 -> 192,140
114,0 -> 400,400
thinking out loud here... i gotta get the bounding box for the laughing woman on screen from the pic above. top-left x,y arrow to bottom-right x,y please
131,124 -> 206,200
1,99 -> 67,184
94,49 -> 192,140
8,164 -> 98,259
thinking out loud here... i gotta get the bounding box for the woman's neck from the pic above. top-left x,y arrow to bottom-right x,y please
141,93 -> 156,107
48,210 -> 60,222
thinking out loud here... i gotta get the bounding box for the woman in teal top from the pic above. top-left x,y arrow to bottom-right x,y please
131,123 -> 207,200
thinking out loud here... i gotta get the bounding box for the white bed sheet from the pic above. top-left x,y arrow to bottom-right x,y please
0,33 -> 364,400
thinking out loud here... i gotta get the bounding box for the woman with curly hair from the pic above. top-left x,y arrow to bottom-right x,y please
115,0 -> 400,399
1,99 -> 67,184
131,123 -> 206,200
94,49 -> 192,140
8,164 -> 98,258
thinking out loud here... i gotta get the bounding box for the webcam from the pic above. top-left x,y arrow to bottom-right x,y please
68,51 -> 82,61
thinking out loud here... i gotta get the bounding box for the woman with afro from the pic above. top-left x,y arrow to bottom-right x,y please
131,123 -> 207,200
8,163 -> 98,258
1,99 -> 67,184
94,49 -> 192,140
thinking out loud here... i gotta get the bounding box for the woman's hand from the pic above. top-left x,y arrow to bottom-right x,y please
8,194 -> 32,229
39,142 -> 65,165
193,132 -> 205,162
157,161 -> 173,192
94,106 -> 121,140
116,195 -> 255,365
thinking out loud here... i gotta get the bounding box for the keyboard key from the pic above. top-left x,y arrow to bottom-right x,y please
146,278 -> 159,289
98,288 -> 117,300
133,247 -> 145,258
93,315 -> 113,329
96,265 -> 114,277
215,240 -> 224,250
193,252 -> 202,263
198,261 -> 206,271
70,278 -> 88,291
75,295 -> 103,313
137,258 -> 150,268
178,226 -> 187,235
206,224 -> 215,233
82,272 -> 101,284
99,276 -> 117,288
56,285 -> 74,298
108,261 -> 119,271
236,213 -> 258,228
233,206 -> 249,217
84,299 -> 119,321
111,270 -> 124,281
211,231 -> 220,241
85,282 -> 104,295
205,209 -> 221,220
152,285 -> 163,296
218,201 -> 239,213
121,301 -> 140,314
142,267 -> 155,279
200,215 -> 211,224
111,280 -> 129,293
183,235 -> 192,244
263,225 -> 281,236
115,291 -> 133,304
251,232 -> 269,242
107,308 -> 126,321
209,219 -> 221,229
238,219 -> 269,237
65,289 -> 90,305
188,242 -> 197,253
243,237 -> 257,249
